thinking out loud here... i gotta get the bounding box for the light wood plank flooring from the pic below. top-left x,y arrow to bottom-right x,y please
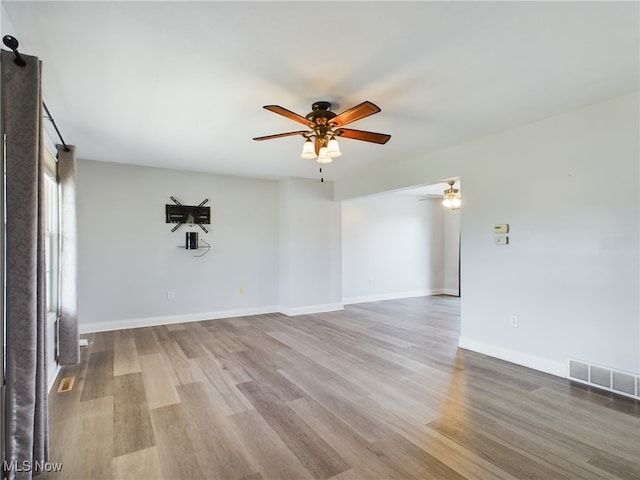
43,296 -> 639,479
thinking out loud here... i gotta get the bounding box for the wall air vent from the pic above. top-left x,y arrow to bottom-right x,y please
568,359 -> 639,400
57,376 -> 75,393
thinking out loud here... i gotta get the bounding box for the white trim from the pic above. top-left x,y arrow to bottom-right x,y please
343,289 -> 444,305
442,288 -> 459,296
46,311 -> 58,328
46,311 -> 60,392
47,363 -> 61,393
458,337 -> 567,378
79,303 -> 351,332
79,306 -> 280,333
279,303 -> 344,316
43,144 -> 57,178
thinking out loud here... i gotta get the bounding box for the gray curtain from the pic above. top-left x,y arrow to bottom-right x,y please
56,145 -> 79,365
2,50 -> 49,478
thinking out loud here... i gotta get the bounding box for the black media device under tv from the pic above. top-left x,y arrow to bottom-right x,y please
186,232 -> 198,249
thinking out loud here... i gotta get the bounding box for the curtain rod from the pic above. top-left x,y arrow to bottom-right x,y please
2,35 -> 70,152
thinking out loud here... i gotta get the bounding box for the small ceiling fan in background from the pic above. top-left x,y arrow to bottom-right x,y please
417,179 -> 462,210
253,100 -> 391,181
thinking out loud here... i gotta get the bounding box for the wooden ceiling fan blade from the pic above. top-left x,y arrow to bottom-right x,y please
337,128 -> 391,144
252,131 -> 308,141
331,101 -> 381,127
263,105 -> 312,127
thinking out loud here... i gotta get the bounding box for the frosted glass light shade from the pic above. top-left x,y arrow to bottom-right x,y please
301,140 -> 317,159
326,138 -> 342,158
316,147 -> 332,164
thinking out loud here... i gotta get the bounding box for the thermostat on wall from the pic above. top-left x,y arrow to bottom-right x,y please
493,224 -> 509,234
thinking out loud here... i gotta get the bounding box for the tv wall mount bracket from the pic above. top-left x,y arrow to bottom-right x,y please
165,196 -> 210,232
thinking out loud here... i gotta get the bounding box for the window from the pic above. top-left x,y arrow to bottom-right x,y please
44,149 -> 59,316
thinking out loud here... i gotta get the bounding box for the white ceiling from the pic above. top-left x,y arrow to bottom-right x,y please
396,179 -> 459,198
3,1 -> 638,185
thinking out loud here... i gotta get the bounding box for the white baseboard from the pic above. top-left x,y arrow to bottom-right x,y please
458,337 -> 567,378
79,306 -> 280,333
343,289 -> 444,305
442,288 -> 459,296
279,302 -> 344,316
79,302 -> 350,333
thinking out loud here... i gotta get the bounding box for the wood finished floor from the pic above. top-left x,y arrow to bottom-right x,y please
44,296 -> 639,480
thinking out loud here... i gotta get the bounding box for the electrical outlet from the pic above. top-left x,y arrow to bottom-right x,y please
495,236 -> 509,245
167,291 -> 175,300
509,315 -> 519,328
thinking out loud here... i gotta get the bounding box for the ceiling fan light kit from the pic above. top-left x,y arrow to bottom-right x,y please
442,181 -> 461,210
253,100 -> 391,181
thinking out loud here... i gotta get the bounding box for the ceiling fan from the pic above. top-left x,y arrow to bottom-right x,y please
417,180 -> 462,210
253,100 -> 391,179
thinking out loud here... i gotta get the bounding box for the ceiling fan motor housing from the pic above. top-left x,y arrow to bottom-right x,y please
305,101 -> 337,126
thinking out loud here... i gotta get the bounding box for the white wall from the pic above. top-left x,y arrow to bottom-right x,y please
279,177 -> 342,314
335,92 -> 640,376
443,208 -> 460,296
342,194 -> 444,303
76,160 -> 280,331
74,93 -> 640,378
